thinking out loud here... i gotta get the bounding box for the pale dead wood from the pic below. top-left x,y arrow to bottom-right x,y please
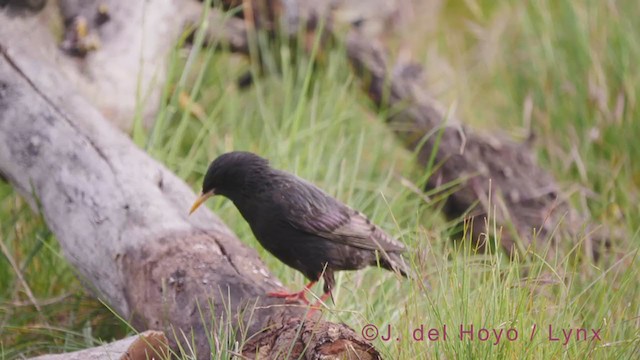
28,330 -> 169,360
1,0 -> 246,131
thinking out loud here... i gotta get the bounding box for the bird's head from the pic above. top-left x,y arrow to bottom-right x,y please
189,151 -> 270,215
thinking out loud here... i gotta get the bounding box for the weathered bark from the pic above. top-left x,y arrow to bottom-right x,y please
0,33 -> 379,360
29,331 -> 170,360
242,319 -> 381,360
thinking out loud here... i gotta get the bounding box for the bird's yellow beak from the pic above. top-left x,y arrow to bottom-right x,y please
189,190 -> 214,215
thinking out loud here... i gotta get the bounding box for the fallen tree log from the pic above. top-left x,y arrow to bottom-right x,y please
345,29 -> 612,258
0,33 -> 380,360
29,331 -> 170,360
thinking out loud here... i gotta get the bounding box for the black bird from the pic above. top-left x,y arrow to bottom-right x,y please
189,151 -> 409,304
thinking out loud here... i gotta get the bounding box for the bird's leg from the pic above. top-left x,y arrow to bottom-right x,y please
305,291 -> 333,319
304,267 -> 335,317
266,281 -> 316,304
311,291 -> 332,307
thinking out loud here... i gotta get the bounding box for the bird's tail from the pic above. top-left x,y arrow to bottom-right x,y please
380,252 -> 411,278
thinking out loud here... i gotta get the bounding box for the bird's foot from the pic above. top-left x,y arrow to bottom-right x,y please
267,281 -> 317,304
267,289 -> 310,304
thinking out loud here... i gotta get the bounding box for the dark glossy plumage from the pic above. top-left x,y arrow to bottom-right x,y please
196,151 -> 409,297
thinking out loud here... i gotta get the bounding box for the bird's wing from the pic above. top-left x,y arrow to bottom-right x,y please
275,174 -> 406,252
320,207 -> 407,252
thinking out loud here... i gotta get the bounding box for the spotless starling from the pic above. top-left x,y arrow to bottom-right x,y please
189,151 -> 409,304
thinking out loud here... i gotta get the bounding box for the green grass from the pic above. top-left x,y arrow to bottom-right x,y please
1,0 -> 639,358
